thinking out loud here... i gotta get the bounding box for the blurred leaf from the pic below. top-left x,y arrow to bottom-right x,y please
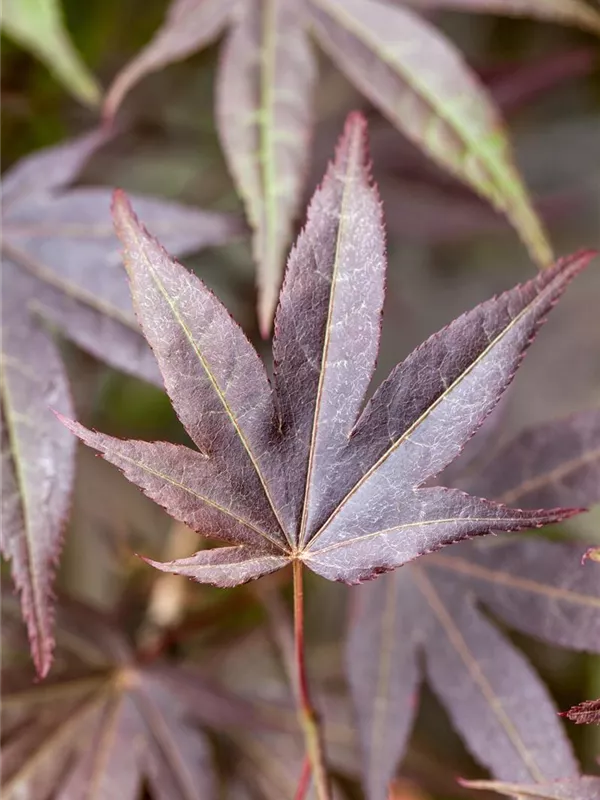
462,776 -> 600,799
1,131 -> 241,676
216,0 -> 316,334
456,408 -> 600,508
347,409 -> 600,799
2,0 -> 101,106
103,0 -> 235,120
102,0 -> 581,331
403,0 -> 600,35
308,0 -> 552,268
0,599 -> 245,799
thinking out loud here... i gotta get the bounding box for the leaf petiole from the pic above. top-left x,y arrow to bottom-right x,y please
293,559 -> 331,800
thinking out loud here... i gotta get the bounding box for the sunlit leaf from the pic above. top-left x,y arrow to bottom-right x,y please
2,0 -> 101,106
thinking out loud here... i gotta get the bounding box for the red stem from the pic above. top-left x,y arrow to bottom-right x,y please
294,756 -> 312,800
292,560 -> 331,800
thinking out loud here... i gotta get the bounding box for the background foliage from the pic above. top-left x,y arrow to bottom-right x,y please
2,0 -> 600,797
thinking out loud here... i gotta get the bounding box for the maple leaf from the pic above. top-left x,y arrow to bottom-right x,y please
63,113 -> 594,590
347,408 -> 600,799
0,595 -> 267,800
1,130 -> 242,678
101,0 -> 600,333
461,775 -> 600,800
0,593 -> 354,800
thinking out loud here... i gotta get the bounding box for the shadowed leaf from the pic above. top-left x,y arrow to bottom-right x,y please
1,131 -> 241,676
457,409 -> 600,508
347,406 -> 600,798
2,0 -> 101,105
0,599 -> 227,800
63,114 -> 592,590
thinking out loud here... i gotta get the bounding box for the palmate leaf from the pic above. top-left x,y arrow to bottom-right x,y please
0,131 -> 241,677
98,0 -> 600,333
0,597 -> 260,800
347,408 -> 600,799
2,0 -> 101,106
1,594 -> 355,800
462,776 -> 600,800
63,114 -> 593,590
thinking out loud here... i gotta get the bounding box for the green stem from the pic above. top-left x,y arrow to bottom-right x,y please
292,559 -> 331,800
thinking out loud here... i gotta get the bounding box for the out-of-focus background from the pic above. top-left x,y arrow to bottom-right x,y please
2,0 -> 600,795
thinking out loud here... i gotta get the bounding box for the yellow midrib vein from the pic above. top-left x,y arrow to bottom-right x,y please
298,125 -> 357,548
305,274 -> 560,552
87,692 -> 126,799
497,446 -> 600,505
312,0 -> 520,208
305,516 -> 536,557
413,566 -> 546,783
127,221 -> 289,549
113,450 -> 287,554
426,553 -> 600,609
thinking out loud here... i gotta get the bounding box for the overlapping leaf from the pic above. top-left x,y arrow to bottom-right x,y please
63,114 -> 593,591
1,131 -> 241,677
0,597 -> 255,800
347,408 -> 600,799
308,0 -> 553,268
99,0 -> 600,332
2,0 -> 101,105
